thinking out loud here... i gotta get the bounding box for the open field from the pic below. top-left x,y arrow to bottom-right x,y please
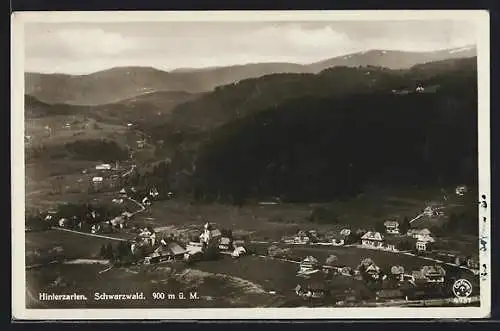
25,226 -> 479,308
25,116 -> 132,147
23,184 -> 480,308
26,230 -> 115,263
130,185 -> 478,249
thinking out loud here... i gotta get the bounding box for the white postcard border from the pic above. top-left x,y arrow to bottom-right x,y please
11,10 -> 491,320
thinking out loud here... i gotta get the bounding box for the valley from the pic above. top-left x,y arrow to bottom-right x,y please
21,47 -> 481,309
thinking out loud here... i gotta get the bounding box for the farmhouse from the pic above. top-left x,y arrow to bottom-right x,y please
365,263 -> 381,280
331,233 -> 347,246
218,237 -> 233,251
149,187 -> 160,199
95,163 -> 112,170
390,265 -> 406,281
142,196 -> 152,206
455,185 -> 468,196
145,241 -> 187,264
293,231 -> 310,244
137,227 -> 156,246
58,218 -> 69,227
361,231 -> 384,248
200,223 -> 222,246
92,176 -> 103,183
384,220 -> 400,234
411,265 -> 446,284
232,246 -> 247,258
137,140 -> 146,149
110,216 -> 126,229
299,256 -> 321,274
415,239 -> 433,252
407,228 -> 433,241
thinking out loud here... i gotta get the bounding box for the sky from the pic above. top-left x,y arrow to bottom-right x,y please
24,20 -> 477,74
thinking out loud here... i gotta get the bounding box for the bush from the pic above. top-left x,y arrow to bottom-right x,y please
267,245 -> 291,258
325,254 -> 338,266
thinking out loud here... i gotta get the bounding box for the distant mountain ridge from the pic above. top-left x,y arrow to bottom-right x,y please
25,45 -> 476,105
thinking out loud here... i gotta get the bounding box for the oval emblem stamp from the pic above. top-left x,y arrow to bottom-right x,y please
452,279 -> 473,298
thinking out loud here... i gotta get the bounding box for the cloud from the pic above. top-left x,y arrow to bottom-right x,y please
26,27 -> 138,59
24,21 -> 477,74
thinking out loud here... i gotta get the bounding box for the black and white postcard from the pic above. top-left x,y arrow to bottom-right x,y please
11,10 -> 491,320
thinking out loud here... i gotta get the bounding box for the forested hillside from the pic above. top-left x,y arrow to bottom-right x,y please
131,57 -> 478,204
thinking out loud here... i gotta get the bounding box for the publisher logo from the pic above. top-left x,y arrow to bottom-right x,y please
452,279 -> 472,299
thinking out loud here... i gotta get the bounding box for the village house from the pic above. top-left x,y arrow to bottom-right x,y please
110,215 -> 127,229
200,223 -> 222,246
58,218 -> 69,228
230,240 -> 247,258
137,140 -> 146,149
92,176 -> 104,188
293,231 -> 311,245
184,241 -> 205,261
340,228 -> 351,237
383,220 -> 400,235
232,246 -> 247,258
361,231 -> 384,248
218,237 -> 233,251
415,239 -> 434,252
455,185 -> 468,196
407,228 -> 435,252
331,233 -> 346,246
144,241 -> 187,264
411,265 -> 446,284
137,227 -> 156,246
298,256 -> 321,275
365,263 -> 382,280
149,187 -> 160,199
95,163 -> 112,170
407,228 -> 433,241
306,230 -> 320,242
112,198 -> 124,204
329,228 -> 351,246
142,196 -> 152,206
390,265 -> 406,282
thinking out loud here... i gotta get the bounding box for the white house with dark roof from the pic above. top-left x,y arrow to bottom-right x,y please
407,228 -> 434,241
384,220 -> 400,234
218,237 -> 233,251
298,256 -> 321,275
412,265 -> 446,284
361,231 -> 384,248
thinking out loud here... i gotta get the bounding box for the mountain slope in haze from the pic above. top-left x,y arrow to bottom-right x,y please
25,46 -> 476,105
25,90 -> 199,126
309,45 -> 476,72
25,63 -> 308,105
130,57 -> 477,201
146,56 -> 477,139
191,65 -> 477,204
